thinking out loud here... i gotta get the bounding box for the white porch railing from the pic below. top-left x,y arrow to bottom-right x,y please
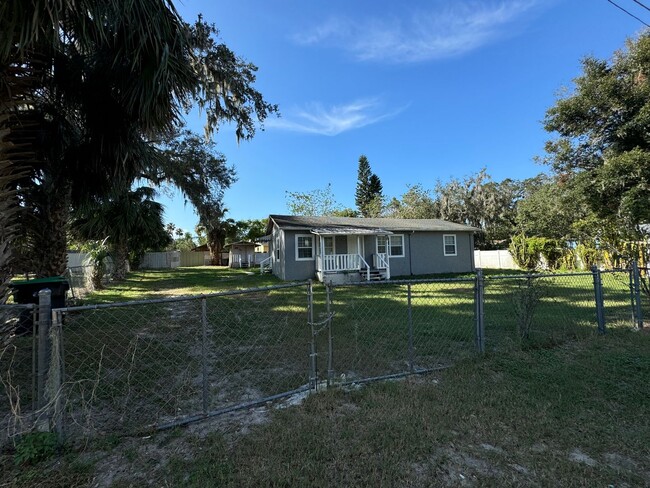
259,256 -> 272,274
319,253 -> 361,272
231,253 -> 253,268
316,253 -> 384,281
373,253 -> 390,280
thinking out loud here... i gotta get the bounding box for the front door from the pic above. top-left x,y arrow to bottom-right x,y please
347,235 -> 359,255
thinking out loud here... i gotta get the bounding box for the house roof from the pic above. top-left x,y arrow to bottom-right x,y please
225,241 -> 257,250
268,215 -> 479,233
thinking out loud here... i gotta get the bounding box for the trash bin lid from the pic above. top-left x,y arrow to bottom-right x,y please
10,276 -> 69,286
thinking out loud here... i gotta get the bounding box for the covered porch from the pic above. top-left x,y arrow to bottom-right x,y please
311,227 -> 391,283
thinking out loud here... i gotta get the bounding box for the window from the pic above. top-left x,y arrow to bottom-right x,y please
274,235 -> 281,261
390,235 -> 404,257
376,235 -> 404,258
323,236 -> 335,255
443,234 -> 457,256
296,234 -> 314,260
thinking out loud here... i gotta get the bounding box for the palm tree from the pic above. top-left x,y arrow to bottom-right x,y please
72,187 -> 171,280
0,2 -> 277,282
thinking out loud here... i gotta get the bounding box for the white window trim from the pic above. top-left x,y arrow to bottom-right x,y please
389,234 -> 405,258
295,234 -> 315,261
443,234 -> 457,257
376,234 -> 405,258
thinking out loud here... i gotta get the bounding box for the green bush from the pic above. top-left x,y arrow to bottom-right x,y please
576,243 -> 601,270
509,234 -> 539,270
510,235 -> 567,271
534,237 -> 564,270
14,432 -> 59,465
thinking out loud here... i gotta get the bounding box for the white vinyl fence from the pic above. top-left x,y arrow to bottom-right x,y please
473,250 -> 519,270
69,251 -> 234,270
180,251 -> 211,267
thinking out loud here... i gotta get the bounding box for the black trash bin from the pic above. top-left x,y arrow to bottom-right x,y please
9,276 -> 69,334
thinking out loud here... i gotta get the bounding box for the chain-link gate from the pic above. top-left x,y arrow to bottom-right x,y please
309,278 -> 479,388
48,282 -> 313,439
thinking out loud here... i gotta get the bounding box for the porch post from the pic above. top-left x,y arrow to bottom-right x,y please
319,235 -> 324,272
357,236 -> 361,271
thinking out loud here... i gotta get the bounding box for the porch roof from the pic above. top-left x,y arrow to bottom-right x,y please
311,227 -> 393,236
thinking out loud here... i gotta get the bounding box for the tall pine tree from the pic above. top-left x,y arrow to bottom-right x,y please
355,155 -> 383,217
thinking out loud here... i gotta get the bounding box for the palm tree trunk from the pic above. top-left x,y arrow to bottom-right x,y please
28,179 -> 71,278
0,134 -> 17,304
112,241 -> 129,280
0,139 -> 19,347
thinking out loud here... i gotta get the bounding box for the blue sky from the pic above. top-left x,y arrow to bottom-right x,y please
162,0 -> 646,233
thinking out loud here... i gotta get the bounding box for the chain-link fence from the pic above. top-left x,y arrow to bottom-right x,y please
483,272 -> 600,351
1,265 -> 646,446
322,279 -> 476,385
601,269 -> 639,326
54,282 -> 311,438
638,266 -> 650,320
66,264 -> 113,300
0,304 -> 37,444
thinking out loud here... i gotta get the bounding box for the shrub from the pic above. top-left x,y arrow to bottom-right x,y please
576,243 -> 601,270
509,234 -> 539,271
14,432 -> 59,465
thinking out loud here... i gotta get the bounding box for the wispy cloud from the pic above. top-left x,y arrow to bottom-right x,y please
293,1 -> 538,63
267,98 -> 405,136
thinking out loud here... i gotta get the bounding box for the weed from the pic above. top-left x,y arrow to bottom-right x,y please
14,431 -> 58,465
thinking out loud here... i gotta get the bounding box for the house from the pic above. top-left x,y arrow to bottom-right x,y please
266,214 -> 478,283
226,241 -> 258,268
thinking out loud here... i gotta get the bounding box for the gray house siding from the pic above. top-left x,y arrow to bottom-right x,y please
281,229 -> 317,281
267,216 -> 476,281
408,232 -> 474,275
362,232 -> 474,277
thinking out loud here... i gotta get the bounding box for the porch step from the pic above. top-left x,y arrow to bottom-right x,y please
360,268 -> 386,281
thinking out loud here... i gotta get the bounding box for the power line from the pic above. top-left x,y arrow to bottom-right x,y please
632,0 -> 650,13
606,0 -> 650,27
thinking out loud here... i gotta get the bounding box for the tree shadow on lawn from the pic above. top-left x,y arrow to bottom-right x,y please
83,267 -> 282,303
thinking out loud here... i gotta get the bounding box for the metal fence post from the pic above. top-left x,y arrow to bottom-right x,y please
47,310 -> 64,440
37,289 -> 52,420
201,297 -> 209,415
474,269 -> 485,353
307,280 -> 317,390
407,283 -> 414,373
632,260 -> 644,329
326,283 -> 334,386
591,266 -> 606,334
628,266 -> 637,325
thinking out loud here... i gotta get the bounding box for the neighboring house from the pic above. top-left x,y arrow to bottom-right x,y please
255,235 -> 271,253
226,241 -> 258,268
266,215 -> 478,283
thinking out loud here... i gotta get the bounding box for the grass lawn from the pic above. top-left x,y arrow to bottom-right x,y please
82,266 -> 283,303
3,328 -> 649,487
2,266 -> 648,486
